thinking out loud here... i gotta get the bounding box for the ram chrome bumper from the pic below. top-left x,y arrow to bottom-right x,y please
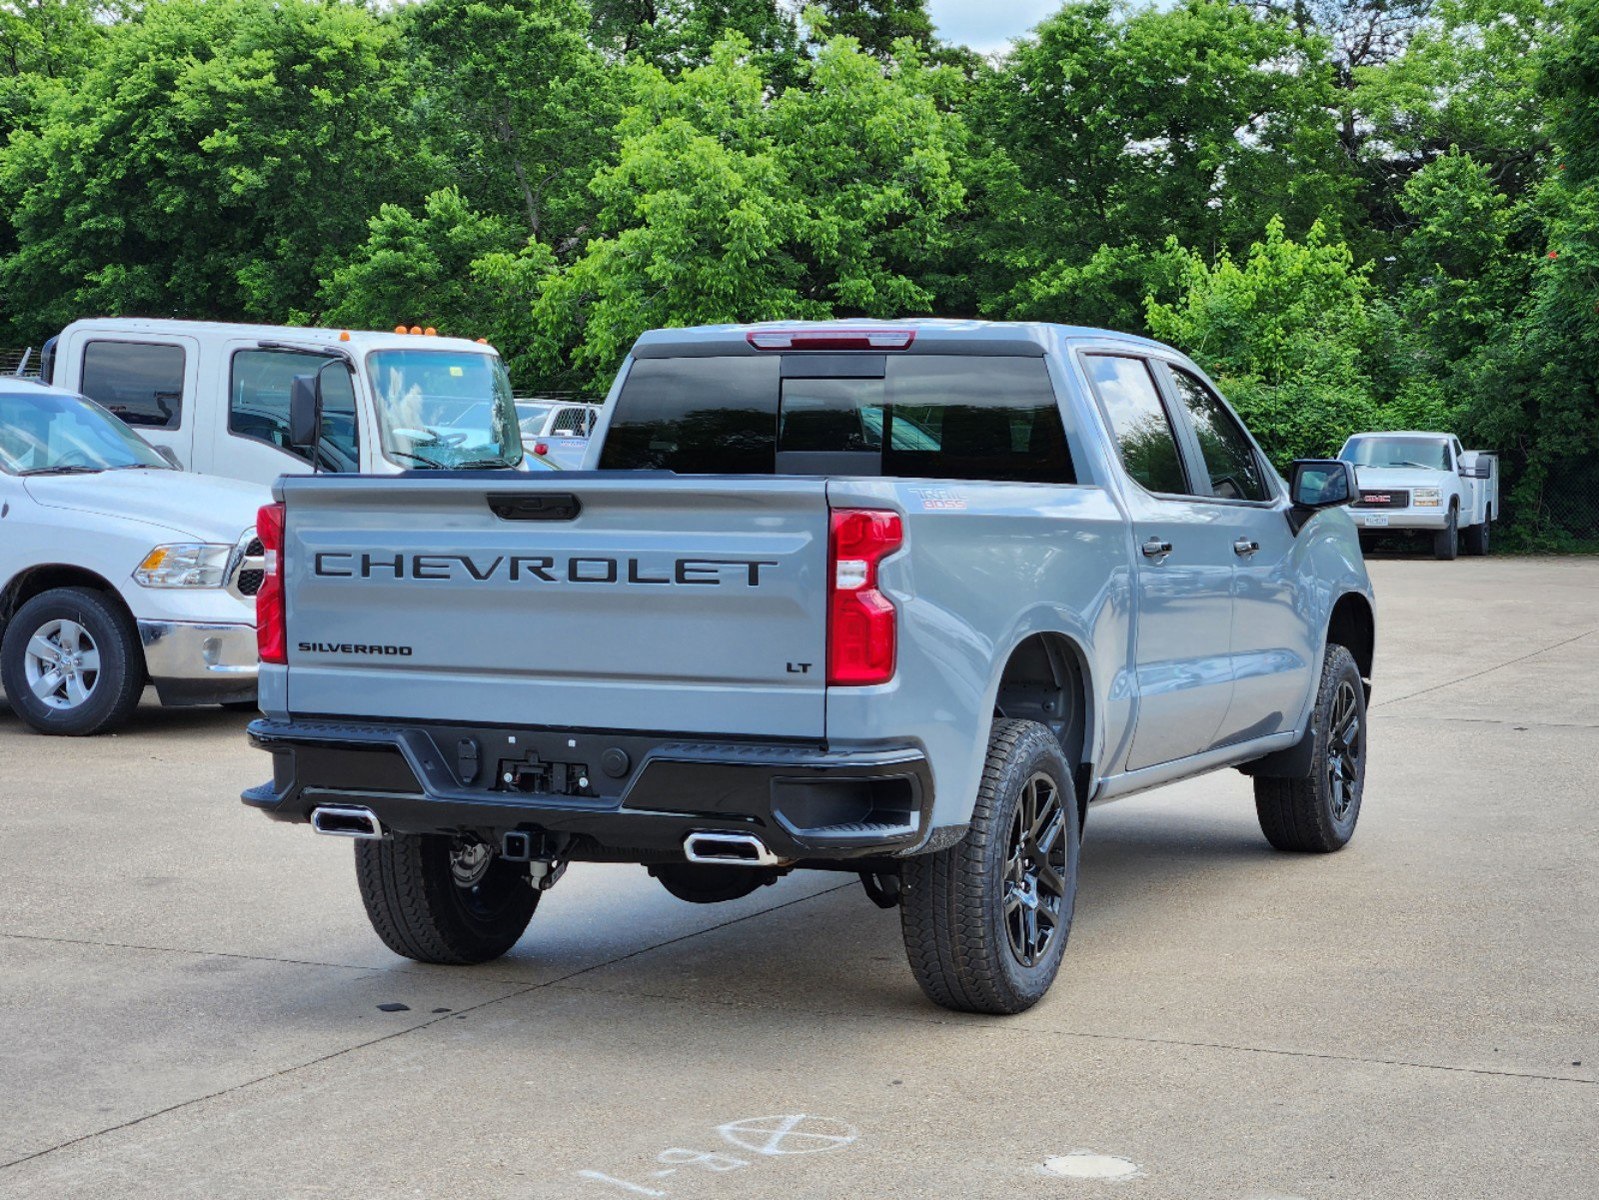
242,718 -> 939,863
138,620 -> 257,705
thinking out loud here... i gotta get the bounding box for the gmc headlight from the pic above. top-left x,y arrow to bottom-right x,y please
1412,488 -> 1442,507
134,543 -> 233,588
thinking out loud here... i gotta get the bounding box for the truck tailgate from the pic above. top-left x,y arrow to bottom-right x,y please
278,475 -> 830,738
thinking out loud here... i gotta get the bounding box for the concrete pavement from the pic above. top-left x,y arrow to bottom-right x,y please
1,557 -> 1594,1198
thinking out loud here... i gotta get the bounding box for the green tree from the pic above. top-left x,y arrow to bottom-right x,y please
590,0 -> 803,79
408,0 -> 620,246
1146,216 -> 1378,462
811,1 -> 936,58
0,0 -> 418,341
535,32 -> 967,386
977,0 -> 1349,330
314,186 -> 554,375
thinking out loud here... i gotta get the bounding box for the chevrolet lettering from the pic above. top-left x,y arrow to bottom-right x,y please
312,551 -> 778,586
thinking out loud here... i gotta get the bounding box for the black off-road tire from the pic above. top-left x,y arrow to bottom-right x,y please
1462,519 -> 1490,556
1254,644 -> 1366,853
1433,506 -> 1459,560
900,719 -> 1080,1015
355,834 -> 538,964
0,587 -> 144,736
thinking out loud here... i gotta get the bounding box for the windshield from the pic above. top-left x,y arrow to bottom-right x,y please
0,388 -> 170,475
367,349 -> 523,469
1341,437 -> 1450,471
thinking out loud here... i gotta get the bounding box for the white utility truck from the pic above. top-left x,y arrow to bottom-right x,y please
1339,431 -> 1499,559
37,319 -> 527,487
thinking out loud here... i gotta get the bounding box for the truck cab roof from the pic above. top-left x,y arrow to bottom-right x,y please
56,317 -> 496,358
630,319 -> 1173,359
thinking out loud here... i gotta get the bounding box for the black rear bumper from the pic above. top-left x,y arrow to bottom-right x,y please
243,717 -> 937,863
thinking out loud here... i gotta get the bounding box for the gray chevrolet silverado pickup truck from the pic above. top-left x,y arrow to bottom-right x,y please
244,320 -> 1375,1014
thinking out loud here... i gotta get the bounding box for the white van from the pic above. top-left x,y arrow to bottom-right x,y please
39,319 -> 527,486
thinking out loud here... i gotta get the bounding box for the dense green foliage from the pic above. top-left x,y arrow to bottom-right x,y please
0,0 -> 1593,544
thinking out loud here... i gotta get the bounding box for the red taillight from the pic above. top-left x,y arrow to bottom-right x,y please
827,508 -> 903,686
534,441 -> 549,456
256,502 -> 286,665
747,328 -> 916,351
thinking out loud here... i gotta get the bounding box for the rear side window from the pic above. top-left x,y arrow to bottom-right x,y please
599,357 -> 780,473
229,349 -> 359,471
1083,355 -> 1187,495
601,354 -> 1075,484
80,341 -> 185,429
1166,366 -> 1269,502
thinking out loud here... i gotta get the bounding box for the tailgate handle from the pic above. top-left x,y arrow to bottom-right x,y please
489,492 -> 582,521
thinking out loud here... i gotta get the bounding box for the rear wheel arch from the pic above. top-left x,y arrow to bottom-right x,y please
993,631 -> 1094,830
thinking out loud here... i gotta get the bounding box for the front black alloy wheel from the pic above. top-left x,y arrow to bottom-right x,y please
901,719 -> 1080,1014
1254,643 -> 1366,853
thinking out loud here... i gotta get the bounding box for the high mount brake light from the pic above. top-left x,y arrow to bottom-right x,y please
746,329 -> 916,352
827,508 -> 903,686
256,502 -> 286,665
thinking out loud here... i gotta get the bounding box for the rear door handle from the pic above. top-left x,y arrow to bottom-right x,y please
1141,537 -> 1173,558
1233,538 -> 1260,557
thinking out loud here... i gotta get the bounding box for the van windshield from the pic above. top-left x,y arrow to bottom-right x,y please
367,349 -> 523,469
0,388 -> 171,475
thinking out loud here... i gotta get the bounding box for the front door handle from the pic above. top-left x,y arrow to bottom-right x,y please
1233,538 -> 1260,557
1141,537 -> 1173,558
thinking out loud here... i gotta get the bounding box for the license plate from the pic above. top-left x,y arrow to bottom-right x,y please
1362,514 -> 1389,528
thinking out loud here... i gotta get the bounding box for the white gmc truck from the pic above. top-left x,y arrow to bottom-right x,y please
1339,431 -> 1499,559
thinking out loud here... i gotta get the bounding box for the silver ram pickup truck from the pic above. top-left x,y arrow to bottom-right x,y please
243,321 -> 1376,1015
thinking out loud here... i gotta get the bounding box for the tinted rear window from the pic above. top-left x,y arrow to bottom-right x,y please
600,355 -> 1074,484
80,341 -> 185,429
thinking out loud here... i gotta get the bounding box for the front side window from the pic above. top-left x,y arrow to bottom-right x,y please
600,354 -> 1075,484
0,389 -> 171,474
1084,355 -> 1188,495
80,341 -> 185,429
1166,366 -> 1270,502
367,349 -> 522,469
230,349 -> 359,472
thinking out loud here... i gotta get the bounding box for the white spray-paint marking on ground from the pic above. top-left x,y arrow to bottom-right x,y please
1041,1151 -> 1142,1180
717,1114 -> 859,1156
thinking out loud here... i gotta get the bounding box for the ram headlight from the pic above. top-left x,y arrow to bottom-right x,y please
1412,487 -> 1442,508
134,543 -> 233,588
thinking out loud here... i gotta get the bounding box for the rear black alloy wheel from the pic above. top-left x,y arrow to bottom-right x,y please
901,719 -> 1080,1015
1254,643 -> 1366,853
356,832 -> 539,964
1003,773 -> 1070,969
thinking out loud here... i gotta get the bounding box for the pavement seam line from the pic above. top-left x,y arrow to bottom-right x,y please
1374,628 -> 1597,709
0,931 -> 384,975
544,981 -> 1597,1087
0,880 -> 855,1174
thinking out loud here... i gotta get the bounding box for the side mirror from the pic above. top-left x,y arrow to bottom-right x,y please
1289,459 -> 1357,509
288,374 -> 320,450
153,444 -> 182,469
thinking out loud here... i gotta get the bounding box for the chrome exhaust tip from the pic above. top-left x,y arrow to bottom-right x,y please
682,831 -> 780,867
310,805 -> 383,840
